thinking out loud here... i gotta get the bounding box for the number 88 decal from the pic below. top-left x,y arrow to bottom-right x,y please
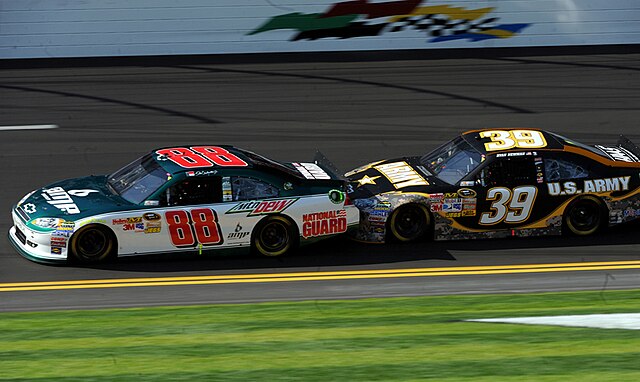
165,208 -> 223,247
480,186 -> 537,225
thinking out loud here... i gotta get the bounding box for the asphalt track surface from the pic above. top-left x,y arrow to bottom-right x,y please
1,52 -> 640,312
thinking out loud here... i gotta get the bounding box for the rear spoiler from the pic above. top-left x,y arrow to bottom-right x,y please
313,150 -> 347,181
618,135 -> 640,160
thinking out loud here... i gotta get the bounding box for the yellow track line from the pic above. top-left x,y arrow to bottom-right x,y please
2,260 -> 640,292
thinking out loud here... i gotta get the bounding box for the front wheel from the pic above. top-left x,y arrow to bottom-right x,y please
388,203 -> 431,242
70,225 -> 115,263
564,196 -> 607,236
253,216 -> 297,257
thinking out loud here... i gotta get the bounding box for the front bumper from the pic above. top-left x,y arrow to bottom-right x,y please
8,210 -> 69,264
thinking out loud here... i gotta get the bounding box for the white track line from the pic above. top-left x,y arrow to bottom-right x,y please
0,124 -> 59,131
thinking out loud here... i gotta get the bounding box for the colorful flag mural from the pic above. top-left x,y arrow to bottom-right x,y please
249,0 -> 530,43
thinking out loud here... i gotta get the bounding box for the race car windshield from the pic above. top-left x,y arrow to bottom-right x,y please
108,154 -> 168,204
420,137 -> 483,184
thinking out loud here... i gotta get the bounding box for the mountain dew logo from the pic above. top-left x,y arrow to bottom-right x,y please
249,0 -> 530,43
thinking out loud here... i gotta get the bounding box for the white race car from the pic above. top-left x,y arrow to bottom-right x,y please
10,145 -> 358,263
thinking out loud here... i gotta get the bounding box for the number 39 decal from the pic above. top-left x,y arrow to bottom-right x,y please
479,130 -> 547,152
480,186 -> 537,225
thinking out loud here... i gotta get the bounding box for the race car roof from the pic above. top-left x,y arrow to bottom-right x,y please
462,128 -> 567,154
152,145 -> 303,178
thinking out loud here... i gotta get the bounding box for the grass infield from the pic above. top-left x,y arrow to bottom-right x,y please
2,290 -> 640,381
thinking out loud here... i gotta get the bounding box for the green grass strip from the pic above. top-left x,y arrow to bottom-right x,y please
2,290 -> 640,381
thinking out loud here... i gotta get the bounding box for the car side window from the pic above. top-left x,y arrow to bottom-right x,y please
477,157 -> 536,187
231,177 -> 279,201
544,158 -> 589,182
165,177 -> 222,206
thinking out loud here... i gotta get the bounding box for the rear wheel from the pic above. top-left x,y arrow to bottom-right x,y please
388,203 -> 431,242
564,196 -> 607,236
70,225 -> 115,263
253,216 -> 297,257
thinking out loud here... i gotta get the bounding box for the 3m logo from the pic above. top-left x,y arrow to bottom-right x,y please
226,198 -> 298,216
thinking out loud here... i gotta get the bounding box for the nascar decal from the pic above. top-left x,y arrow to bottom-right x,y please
292,162 -> 331,180
375,162 -> 428,189
248,1 -> 530,43
302,210 -> 347,238
226,198 -> 298,216
595,146 -> 640,163
548,176 -> 631,196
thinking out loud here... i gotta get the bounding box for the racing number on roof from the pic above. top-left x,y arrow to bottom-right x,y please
479,130 -> 547,152
156,146 -> 248,168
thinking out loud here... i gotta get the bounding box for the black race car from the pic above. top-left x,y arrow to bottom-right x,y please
346,129 -> 640,243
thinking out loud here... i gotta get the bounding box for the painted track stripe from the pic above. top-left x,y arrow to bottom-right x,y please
0,124 -> 58,131
2,260 -> 640,292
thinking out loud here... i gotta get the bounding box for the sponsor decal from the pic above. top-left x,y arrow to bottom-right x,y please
624,208 -> 640,218
23,203 -> 36,214
249,1 -> 530,43
50,236 -> 67,248
67,189 -> 99,197
144,222 -> 162,234
187,170 -> 218,177
51,246 -> 63,255
302,210 -> 347,238
595,145 -> 639,163
374,162 -> 429,189
57,221 -> 75,231
457,188 -> 477,198
226,198 -> 298,216
143,213 -> 161,221
123,222 -> 145,232
222,176 -> 233,202
431,195 -> 476,217
460,181 -> 475,187
41,187 -> 81,214
292,162 -> 331,180
227,223 -> 250,241
548,176 -> 631,196
113,217 -> 143,225
368,202 -> 391,225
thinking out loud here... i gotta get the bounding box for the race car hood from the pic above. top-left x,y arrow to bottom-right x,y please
346,156 -> 442,198
15,175 -> 132,221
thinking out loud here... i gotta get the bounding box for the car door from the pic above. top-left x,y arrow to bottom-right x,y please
456,154 -> 541,232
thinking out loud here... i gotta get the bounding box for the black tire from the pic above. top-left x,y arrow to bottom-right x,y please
252,216 -> 297,257
564,196 -> 607,236
70,225 -> 116,263
388,203 -> 431,242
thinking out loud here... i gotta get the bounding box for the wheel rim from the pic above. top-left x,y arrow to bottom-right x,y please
567,199 -> 602,235
77,228 -> 108,258
568,200 -> 601,233
259,221 -> 289,252
392,205 -> 428,241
